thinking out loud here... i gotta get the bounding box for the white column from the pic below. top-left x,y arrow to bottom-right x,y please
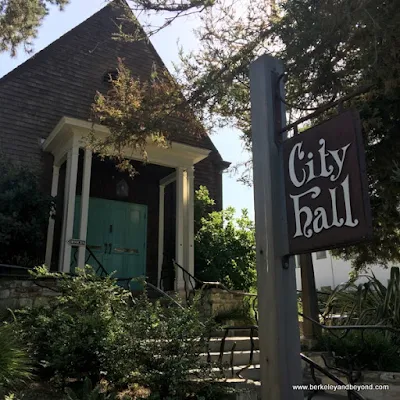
45,164 -> 60,269
157,184 -> 165,288
175,167 -> 185,290
186,167 -> 195,280
60,146 -> 79,272
59,155 -> 72,271
78,149 -> 92,268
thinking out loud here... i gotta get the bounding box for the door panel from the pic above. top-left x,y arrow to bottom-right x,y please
108,201 -> 147,289
72,197 -> 108,274
73,197 -> 147,287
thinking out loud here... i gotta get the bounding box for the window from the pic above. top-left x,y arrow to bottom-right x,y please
103,69 -> 119,84
316,251 -> 327,260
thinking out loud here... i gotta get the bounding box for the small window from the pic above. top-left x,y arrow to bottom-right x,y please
103,69 -> 119,84
316,251 -> 327,260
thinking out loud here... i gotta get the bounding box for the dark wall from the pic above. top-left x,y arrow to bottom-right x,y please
194,152 -> 224,211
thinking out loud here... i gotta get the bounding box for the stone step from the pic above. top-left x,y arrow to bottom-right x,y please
207,336 -> 260,352
207,365 -> 261,381
212,328 -> 258,338
200,350 -> 260,366
308,393 -> 349,399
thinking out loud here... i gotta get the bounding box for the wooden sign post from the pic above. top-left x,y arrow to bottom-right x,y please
250,55 -> 303,399
251,54 -> 372,399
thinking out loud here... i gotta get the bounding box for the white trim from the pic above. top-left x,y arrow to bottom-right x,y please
43,117 -> 211,169
45,165 -> 60,269
157,185 -> 165,288
187,167 -> 195,280
61,146 -> 79,272
175,167 -> 185,290
160,171 -> 176,186
78,149 -> 92,268
59,153 -> 72,271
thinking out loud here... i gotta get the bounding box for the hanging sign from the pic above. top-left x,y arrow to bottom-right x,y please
283,110 -> 372,254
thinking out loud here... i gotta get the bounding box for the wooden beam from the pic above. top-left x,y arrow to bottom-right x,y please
250,54 -> 303,399
300,253 -> 322,342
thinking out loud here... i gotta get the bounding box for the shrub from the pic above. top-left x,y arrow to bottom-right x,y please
14,267 -> 130,384
14,267 -> 229,399
0,158 -> 53,267
0,324 -> 32,389
107,294 -> 225,399
323,266 -> 400,327
194,186 -> 256,291
318,330 -> 400,372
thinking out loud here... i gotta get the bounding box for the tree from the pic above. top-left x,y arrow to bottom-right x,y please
194,186 -> 256,291
4,0 -> 399,270
0,0 -> 69,56
0,0 -> 213,56
90,57 -> 204,175
0,158 -> 53,267
138,0 -> 400,271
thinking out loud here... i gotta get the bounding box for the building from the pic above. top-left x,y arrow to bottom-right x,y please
295,251 -> 392,290
0,1 -> 229,290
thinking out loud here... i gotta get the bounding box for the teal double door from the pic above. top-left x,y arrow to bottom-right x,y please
73,197 -> 147,286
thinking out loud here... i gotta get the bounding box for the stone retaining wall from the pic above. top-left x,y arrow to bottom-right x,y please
200,288 -> 253,318
0,278 -> 59,315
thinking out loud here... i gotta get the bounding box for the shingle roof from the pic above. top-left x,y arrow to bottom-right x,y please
0,0 -> 221,166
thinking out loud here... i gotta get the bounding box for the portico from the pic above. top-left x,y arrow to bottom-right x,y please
42,116 -> 210,290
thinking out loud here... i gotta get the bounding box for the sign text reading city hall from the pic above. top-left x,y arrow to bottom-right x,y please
283,110 -> 372,254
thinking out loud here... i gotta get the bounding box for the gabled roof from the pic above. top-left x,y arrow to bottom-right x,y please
0,0 -> 221,166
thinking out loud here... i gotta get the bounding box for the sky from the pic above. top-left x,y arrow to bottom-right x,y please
0,0 -> 255,220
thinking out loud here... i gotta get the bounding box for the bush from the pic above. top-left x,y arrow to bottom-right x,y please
0,158 -> 53,267
318,330 -> 400,372
14,267 -> 228,399
323,266 -> 400,327
194,186 -> 256,291
14,267 -> 130,384
107,295 -> 226,399
0,324 -> 32,389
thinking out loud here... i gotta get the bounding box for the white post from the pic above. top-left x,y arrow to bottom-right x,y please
61,146 -> 79,273
175,167 -> 185,290
250,54 -> 303,399
158,184 -> 165,288
59,155 -> 72,271
45,164 -> 60,269
186,167 -> 195,281
78,149 -> 92,268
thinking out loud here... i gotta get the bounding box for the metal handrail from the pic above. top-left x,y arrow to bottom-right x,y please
71,245 -> 108,277
301,353 -> 366,400
171,259 -> 257,297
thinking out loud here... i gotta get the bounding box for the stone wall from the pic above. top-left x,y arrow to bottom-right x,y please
0,278 -> 59,315
200,288 -> 255,322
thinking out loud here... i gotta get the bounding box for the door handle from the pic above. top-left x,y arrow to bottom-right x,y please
108,243 -> 112,254
104,243 -> 107,254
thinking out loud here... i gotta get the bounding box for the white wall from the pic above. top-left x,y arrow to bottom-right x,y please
295,251 -> 393,291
